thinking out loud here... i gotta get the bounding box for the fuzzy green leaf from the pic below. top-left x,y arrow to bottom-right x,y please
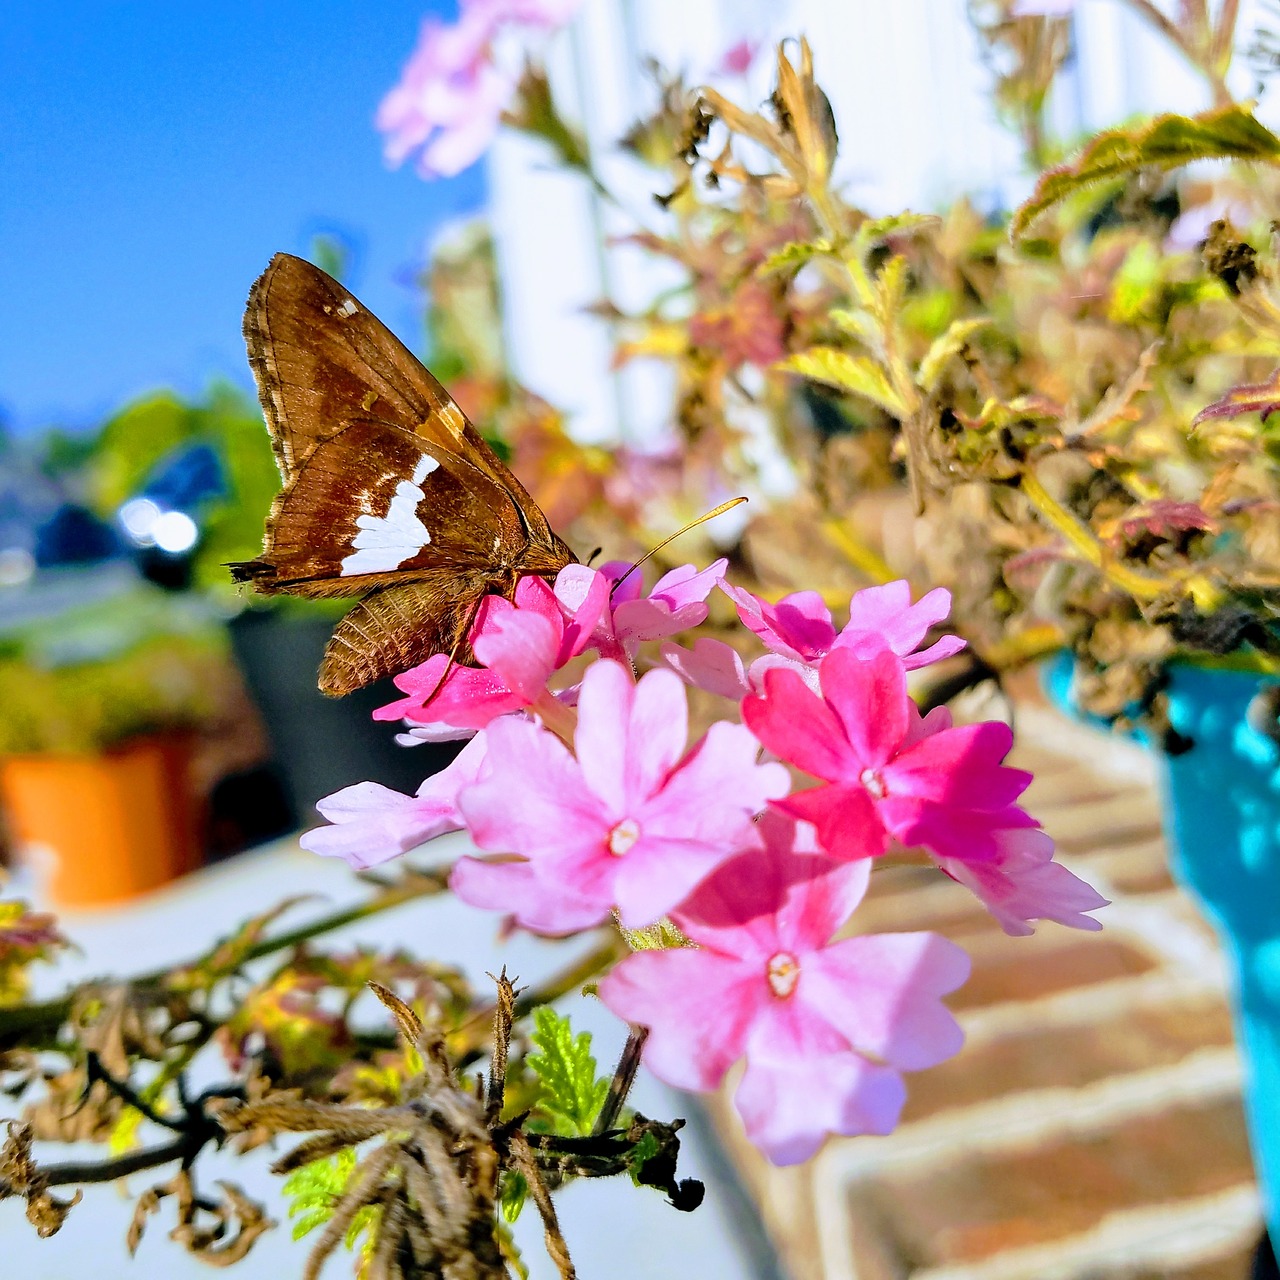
283,1148 -> 380,1267
1012,105 -> 1280,240
775,348 -> 908,417
527,1007 -> 610,1137
918,317 -> 990,393
499,1170 -> 528,1223
758,238 -> 834,275
853,211 -> 940,257
626,1131 -> 662,1187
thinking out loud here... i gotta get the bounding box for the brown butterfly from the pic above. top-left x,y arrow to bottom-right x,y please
230,253 -> 577,696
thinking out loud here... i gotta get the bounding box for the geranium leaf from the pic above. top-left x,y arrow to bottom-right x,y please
775,348 -> 908,417
1011,105 -> 1280,240
918,318 -> 990,393
758,238 -> 834,275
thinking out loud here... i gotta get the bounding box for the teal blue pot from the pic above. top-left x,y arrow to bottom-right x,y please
1048,656 -> 1280,1236
1160,664 -> 1280,1237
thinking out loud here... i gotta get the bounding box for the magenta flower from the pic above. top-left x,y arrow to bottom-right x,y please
377,0 -> 581,179
722,578 -> 966,672
554,559 -> 727,662
742,647 -> 1032,864
598,814 -> 969,1165
452,660 -> 789,931
375,572 -> 608,736
300,733 -> 490,870
935,826 -> 1109,936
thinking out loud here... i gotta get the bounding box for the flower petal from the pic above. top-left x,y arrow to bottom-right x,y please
449,856 -> 607,935
804,933 -> 969,1070
743,666 -> 859,781
598,948 -> 760,1091
735,1048 -> 906,1165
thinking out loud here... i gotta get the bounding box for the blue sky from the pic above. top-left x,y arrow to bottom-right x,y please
0,2 -> 484,436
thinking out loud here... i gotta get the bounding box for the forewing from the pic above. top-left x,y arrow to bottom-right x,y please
246,253 -> 477,476
230,420 -> 526,593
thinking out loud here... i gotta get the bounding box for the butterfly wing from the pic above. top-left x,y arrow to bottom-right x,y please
317,573 -> 490,696
231,419 -> 528,594
248,254 -> 519,483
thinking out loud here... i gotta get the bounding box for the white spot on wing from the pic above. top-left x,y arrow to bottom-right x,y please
337,299 -> 357,318
339,454 -> 440,575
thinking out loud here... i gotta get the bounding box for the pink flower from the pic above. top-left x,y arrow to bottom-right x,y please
717,38 -> 760,77
452,660 -> 789,931
935,827 -> 1109,936
554,559 -> 727,662
722,578 -> 966,671
300,733 -> 490,870
374,572 -> 608,736
742,647 -> 1032,864
377,0 -> 580,179
598,814 -> 969,1165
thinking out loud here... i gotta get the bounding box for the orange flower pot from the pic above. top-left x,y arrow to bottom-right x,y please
0,735 -> 201,908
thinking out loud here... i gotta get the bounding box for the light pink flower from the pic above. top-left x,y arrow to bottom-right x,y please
555,559 -> 727,662
374,573 -> 608,735
935,826 -> 1108,936
722,578 -> 966,670
717,38 -> 760,77
598,814 -> 969,1165
377,0 -> 580,179
300,733 -> 490,870
742,647 -> 1032,864
452,660 -> 789,931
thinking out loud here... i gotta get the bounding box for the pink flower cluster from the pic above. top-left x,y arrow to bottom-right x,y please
302,564 -> 1106,1163
377,0 -> 580,178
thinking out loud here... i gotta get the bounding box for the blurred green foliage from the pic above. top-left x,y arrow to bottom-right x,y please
0,585 -> 229,754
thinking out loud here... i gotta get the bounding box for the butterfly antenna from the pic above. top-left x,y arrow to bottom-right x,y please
415,592 -> 488,714
610,496 -> 747,598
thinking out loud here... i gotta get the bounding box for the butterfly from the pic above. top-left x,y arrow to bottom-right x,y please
230,253 -> 578,696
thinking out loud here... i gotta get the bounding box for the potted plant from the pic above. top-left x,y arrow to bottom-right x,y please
0,582 -> 230,906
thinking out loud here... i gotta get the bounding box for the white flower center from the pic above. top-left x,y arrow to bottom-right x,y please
860,767 -> 887,800
607,818 -> 641,857
766,951 -> 801,999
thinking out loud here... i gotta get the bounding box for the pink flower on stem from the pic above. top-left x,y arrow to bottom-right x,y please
934,826 -> 1109,936
451,659 -> 789,932
598,814 -> 969,1165
666,578 -> 965,703
554,559 -> 727,662
300,733 -> 490,871
742,647 -> 1032,864
377,0 -> 581,179
723,578 -> 966,671
374,572 -> 608,739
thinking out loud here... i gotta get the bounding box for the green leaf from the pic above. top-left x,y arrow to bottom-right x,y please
526,1007 -> 611,1137
918,318 -> 990,393
827,307 -> 878,344
1012,105 -> 1280,240
626,1131 -> 662,1187
852,211 -> 940,257
775,348 -> 909,417
758,238 -> 834,275
1108,240 -> 1162,324
499,1170 -> 528,1223
282,1149 -> 382,1273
